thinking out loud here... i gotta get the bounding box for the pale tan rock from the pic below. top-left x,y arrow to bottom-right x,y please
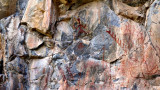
59,0 -> 67,4
29,57 -> 52,89
76,61 -> 85,72
0,34 -> 3,61
112,0 -> 144,22
149,23 -> 160,53
25,31 -> 43,49
7,16 -> 20,40
116,18 -> 160,87
22,0 -> 57,35
145,0 -> 160,56
59,0 -> 147,23
29,57 -> 51,80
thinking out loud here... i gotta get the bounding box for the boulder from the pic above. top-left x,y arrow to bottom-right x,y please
21,0 -> 57,35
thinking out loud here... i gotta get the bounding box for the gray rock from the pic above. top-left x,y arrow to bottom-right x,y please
55,21 -> 74,49
28,45 -> 50,58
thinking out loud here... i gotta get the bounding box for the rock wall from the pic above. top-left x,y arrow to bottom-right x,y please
0,0 -> 160,90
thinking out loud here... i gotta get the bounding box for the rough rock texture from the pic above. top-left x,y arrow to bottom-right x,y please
0,0 -> 18,19
21,0 -> 58,36
0,0 -> 160,90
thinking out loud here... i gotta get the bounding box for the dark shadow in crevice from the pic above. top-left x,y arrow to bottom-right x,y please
0,60 -> 3,74
121,0 -> 149,7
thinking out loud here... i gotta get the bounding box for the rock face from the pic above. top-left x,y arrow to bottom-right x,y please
0,0 -> 160,90
0,0 -> 17,19
25,31 -> 43,49
21,0 -> 58,36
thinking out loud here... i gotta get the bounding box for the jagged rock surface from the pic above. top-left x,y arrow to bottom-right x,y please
0,0 -> 160,90
0,0 -> 18,19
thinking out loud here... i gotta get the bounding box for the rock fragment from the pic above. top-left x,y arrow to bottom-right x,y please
21,0 -> 57,36
25,31 -> 43,50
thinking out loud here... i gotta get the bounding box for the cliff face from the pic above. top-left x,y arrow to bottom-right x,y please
0,0 -> 160,90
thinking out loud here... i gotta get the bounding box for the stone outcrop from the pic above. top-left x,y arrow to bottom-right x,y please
21,0 -> 58,36
0,0 -> 160,90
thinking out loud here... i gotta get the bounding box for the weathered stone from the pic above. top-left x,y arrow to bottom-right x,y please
6,57 -> 28,74
120,0 -> 148,7
29,57 -> 52,80
58,58 -> 111,90
28,45 -> 50,58
0,34 -> 3,61
145,0 -> 160,57
4,56 -> 29,90
43,36 -> 55,48
90,33 -> 123,62
29,57 -> 52,89
0,0 -> 17,19
55,21 -> 73,49
149,77 -> 160,86
21,0 -> 57,35
5,17 -> 27,57
25,31 -> 43,49
0,0 -> 160,89
7,16 -> 20,40
68,1 -> 102,39
16,0 -> 29,15
58,0 -> 99,12
50,59 -> 65,89
65,40 -> 88,58
112,0 -> 144,22
7,72 -> 26,90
